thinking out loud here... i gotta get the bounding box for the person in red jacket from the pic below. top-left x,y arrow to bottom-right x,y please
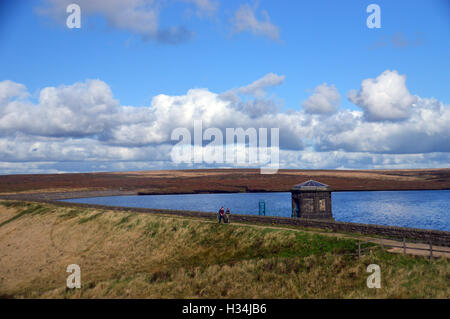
218,207 -> 225,223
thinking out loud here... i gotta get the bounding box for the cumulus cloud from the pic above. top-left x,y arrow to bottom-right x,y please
0,69 -> 449,173
0,79 -> 120,138
237,73 -> 285,98
316,97 -> 450,154
230,3 -> 280,41
302,83 -> 341,114
219,73 -> 285,118
0,80 -> 28,105
348,70 -> 417,121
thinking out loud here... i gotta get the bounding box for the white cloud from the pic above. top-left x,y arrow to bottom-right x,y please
302,83 -> 341,114
231,4 -> 280,41
237,73 -> 285,98
316,97 -> 450,154
219,73 -> 285,118
0,80 -> 28,105
39,0 -> 198,43
348,70 -> 417,121
0,79 -> 120,138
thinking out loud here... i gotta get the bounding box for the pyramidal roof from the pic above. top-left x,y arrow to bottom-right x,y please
292,180 -> 330,190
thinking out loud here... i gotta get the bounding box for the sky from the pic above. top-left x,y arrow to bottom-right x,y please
0,0 -> 449,174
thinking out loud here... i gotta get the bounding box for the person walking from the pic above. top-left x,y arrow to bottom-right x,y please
218,207 -> 225,223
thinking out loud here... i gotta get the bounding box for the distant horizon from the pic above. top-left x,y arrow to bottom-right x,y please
1,167 -> 449,176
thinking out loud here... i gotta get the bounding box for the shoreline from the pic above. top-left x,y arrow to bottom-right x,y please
1,186 -> 449,201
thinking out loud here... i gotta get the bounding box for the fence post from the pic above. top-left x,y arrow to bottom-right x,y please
380,238 -> 383,250
358,240 -> 361,259
403,237 -> 406,255
429,241 -> 433,259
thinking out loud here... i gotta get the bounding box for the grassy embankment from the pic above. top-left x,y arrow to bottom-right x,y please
0,200 -> 448,298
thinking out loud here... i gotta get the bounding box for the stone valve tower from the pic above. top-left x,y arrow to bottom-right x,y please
291,180 -> 334,220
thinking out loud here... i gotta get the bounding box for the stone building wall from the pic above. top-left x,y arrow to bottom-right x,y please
291,190 -> 333,220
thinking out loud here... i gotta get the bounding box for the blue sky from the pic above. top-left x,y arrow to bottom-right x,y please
0,0 -> 449,173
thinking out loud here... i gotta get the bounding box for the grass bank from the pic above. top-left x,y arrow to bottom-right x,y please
0,200 -> 448,298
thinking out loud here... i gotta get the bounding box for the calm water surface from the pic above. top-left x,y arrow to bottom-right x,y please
63,190 -> 450,231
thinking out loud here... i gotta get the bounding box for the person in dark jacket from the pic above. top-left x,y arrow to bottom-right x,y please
224,208 -> 231,223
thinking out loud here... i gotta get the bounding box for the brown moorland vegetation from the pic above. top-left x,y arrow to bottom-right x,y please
0,168 -> 449,195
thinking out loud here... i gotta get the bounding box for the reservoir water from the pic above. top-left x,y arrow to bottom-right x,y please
62,190 -> 450,231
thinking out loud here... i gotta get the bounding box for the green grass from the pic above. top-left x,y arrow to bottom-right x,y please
78,212 -> 103,224
0,202 -> 52,228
